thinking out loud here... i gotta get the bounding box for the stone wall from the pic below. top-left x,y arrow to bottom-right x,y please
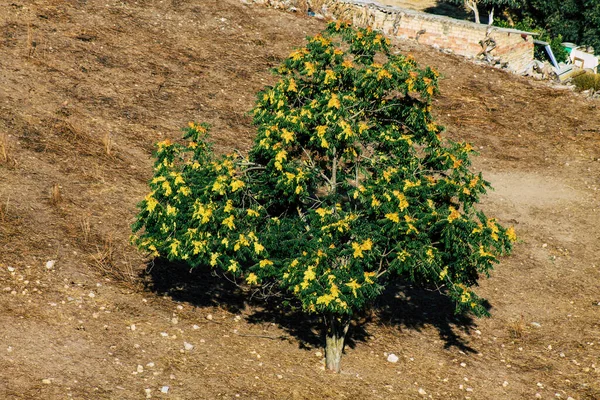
246,0 -> 535,73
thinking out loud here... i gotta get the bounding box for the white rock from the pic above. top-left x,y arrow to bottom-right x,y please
535,394 -> 542,399
160,386 -> 169,394
171,317 -> 178,325
387,353 -> 399,363
276,374 -> 283,379
192,325 -> 199,330
460,362 -> 467,367
531,322 -> 542,328
42,378 -> 52,384
206,314 -> 213,320
137,365 -> 144,373
176,305 -> 183,310
503,381 -> 509,387
160,332 -> 169,337
315,351 -> 323,358
45,260 -> 56,270
88,292 -> 95,298
146,362 -> 155,368
418,388 -> 427,395
184,342 -> 194,351
7,267 -> 15,272
130,324 -> 136,331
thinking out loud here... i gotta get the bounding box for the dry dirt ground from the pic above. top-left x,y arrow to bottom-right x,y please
1,0 -> 599,399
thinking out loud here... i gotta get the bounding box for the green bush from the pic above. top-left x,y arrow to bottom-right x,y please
573,71 -> 600,91
133,22 -> 516,372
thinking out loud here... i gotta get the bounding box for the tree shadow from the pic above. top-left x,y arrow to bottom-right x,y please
143,260 -> 484,354
423,2 -> 470,21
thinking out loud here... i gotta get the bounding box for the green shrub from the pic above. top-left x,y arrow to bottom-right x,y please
133,22 -> 516,372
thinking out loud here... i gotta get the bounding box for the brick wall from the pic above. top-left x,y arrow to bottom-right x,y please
247,0 -> 535,73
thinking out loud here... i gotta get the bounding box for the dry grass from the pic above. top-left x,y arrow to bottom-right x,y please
0,132 -> 16,167
79,215 -> 91,244
0,196 -> 9,223
102,132 -> 113,156
92,235 -> 137,286
49,183 -> 62,205
507,315 -> 526,339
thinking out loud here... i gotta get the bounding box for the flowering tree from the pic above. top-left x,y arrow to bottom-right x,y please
133,22 -> 516,372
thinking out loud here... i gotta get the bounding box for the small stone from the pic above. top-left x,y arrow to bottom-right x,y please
42,379 -> 52,384
387,353 -> 399,363
315,351 -> 323,358
531,322 -> 542,328
535,394 -> 542,399
137,365 -> 144,373
466,388 -> 473,392
183,342 -> 194,351
176,305 -> 183,310
171,317 -> 178,325
7,267 -> 15,272
144,388 -> 152,398
234,315 -> 241,322
503,381 -> 509,387
560,352 -> 565,358
160,386 -> 169,394
460,362 -> 467,367
206,314 -> 213,320
160,332 -> 168,337
192,325 -> 199,330
418,388 -> 427,395
146,362 -> 155,368
537,383 -> 544,388
475,330 -> 481,335
45,260 -> 56,269
542,243 -> 548,248
88,292 -> 95,298
276,374 -> 283,379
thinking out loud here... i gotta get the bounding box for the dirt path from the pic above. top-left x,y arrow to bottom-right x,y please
1,0 -> 599,399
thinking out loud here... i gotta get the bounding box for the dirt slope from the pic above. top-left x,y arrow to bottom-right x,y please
1,1 -> 599,399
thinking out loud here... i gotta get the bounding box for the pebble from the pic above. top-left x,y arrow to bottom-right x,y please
503,381 -> 509,387
531,322 -> 542,328
130,324 -> 136,331
387,354 -> 399,363
184,342 -> 194,351
535,394 -> 542,399
171,317 -> 178,325
160,386 -> 169,394
146,362 -> 155,368
7,267 -> 15,272
160,332 -> 168,337
206,314 -> 213,321
276,374 -> 283,379
418,388 -> 427,395
192,325 -> 199,330
315,351 -> 323,358
137,365 -> 144,373
144,388 -> 152,398
42,378 -> 52,384
45,260 -> 56,269
460,362 -> 467,367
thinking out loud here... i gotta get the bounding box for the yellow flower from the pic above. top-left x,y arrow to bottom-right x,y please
361,239 -> 373,251
385,213 -> 400,223
371,195 -> 381,208
221,237 -> 229,247
222,215 -> 235,230
288,78 -> 298,92
281,129 -> 294,143
230,179 -> 245,192
316,293 -> 335,306
246,273 -> 258,285
254,242 -> 265,254
392,191 -> 408,211
346,279 -> 361,297
178,186 -> 191,196
352,242 -> 363,258
447,206 -> 461,223
324,69 -> 336,84
166,204 -> 177,216
246,209 -> 260,217
439,267 -> 448,280
228,260 -> 239,273
315,208 -> 331,218
169,239 -> 180,257
162,181 -> 173,196
377,69 -> 392,80
224,200 -> 234,213
304,62 -> 316,76
210,252 -> 220,266
342,60 -> 353,69
339,120 -> 353,139
259,259 -> 273,268
328,93 -> 341,109
364,271 -> 376,284
460,290 -> 471,303
506,227 -> 517,242
145,192 -> 158,212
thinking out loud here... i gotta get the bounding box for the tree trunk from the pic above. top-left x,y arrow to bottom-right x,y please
324,314 -> 349,373
465,0 -> 480,24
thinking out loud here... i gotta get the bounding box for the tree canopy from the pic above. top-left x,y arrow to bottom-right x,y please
132,21 -> 516,372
